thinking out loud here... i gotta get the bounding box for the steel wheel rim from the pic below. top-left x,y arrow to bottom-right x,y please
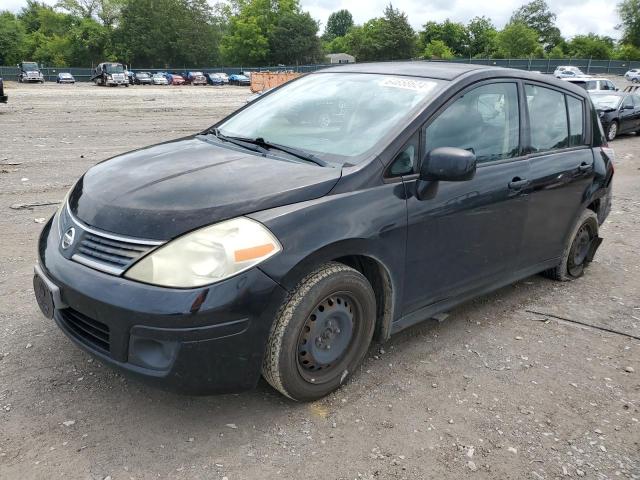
296,292 -> 359,384
608,123 -> 617,140
568,223 -> 593,276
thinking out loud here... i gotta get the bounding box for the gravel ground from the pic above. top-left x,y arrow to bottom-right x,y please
0,81 -> 639,480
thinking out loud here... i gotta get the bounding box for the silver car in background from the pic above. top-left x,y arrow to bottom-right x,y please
152,73 -> 169,85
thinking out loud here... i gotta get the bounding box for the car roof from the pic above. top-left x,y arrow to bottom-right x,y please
321,61 -> 491,80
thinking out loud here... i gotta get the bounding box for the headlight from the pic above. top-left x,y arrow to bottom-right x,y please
124,217 -> 282,288
599,111 -> 605,118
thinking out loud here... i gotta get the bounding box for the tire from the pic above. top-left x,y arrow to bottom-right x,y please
632,78 -> 639,84
606,121 -> 618,141
262,262 -> 376,401
544,210 -> 599,281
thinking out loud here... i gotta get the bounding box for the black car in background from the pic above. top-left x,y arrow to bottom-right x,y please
590,91 -> 640,140
0,78 -> 7,103
34,63 -> 614,401
133,72 -> 153,85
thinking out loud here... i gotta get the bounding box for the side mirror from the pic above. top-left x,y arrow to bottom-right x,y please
420,147 -> 477,182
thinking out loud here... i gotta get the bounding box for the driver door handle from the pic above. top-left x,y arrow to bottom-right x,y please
579,163 -> 593,172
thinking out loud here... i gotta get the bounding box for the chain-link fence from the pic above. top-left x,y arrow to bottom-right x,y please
1,58 -> 639,82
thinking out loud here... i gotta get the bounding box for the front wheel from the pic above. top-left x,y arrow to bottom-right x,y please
606,121 -> 618,141
632,78 -> 639,84
262,262 -> 376,401
544,210 -> 600,281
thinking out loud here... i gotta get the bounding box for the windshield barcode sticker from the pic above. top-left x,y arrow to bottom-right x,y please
380,77 -> 437,93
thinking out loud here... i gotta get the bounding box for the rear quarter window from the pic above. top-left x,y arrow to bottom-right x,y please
566,96 -> 585,146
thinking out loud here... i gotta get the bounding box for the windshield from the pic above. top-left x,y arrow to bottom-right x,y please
192,72 -> 203,76
591,95 -> 622,110
217,73 -> 444,162
138,72 -> 150,77
60,73 -> 72,78
23,62 -> 39,71
105,64 -> 124,74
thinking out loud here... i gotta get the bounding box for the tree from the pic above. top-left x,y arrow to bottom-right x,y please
269,11 -> 322,64
336,4 -> 415,62
510,0 -> 562,50
0,12 -> 27,65
323,9 -> 353,41
566,34 -> 614,59
614,43 -> 640,60
423,40 -> 454,60
618,0 -> 640,47
495,22 -> 541,58
419,19 -> 469,57
467,16 -> 497,57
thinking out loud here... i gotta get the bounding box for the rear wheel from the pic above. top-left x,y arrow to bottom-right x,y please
262,262 -> 376,401
544,210 -> 599,281
632,78 -> 639,84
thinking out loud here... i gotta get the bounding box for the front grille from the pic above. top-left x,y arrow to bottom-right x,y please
74,233 -> 153,273
59,308 -> 110,353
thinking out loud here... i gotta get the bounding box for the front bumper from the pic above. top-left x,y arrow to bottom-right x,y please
36,216 -> 287,394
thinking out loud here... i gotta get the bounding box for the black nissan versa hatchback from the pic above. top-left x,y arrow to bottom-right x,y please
34,62 -> 614,401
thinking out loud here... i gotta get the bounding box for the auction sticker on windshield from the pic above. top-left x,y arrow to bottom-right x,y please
379,77 -> 438,93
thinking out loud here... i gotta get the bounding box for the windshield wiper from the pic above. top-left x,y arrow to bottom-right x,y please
208,128 -> 268,155
207,128 -> 327,167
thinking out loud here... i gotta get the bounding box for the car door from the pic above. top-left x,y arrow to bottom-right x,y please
521,84 -> 596,266
619,95 -> 637,133
629,94 -> 640,131
400,81 -> 530,316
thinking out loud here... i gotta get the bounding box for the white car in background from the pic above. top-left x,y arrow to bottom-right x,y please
554,66 -> 586,78
564,77 -> 618,92
152,73 -> 169,85
624,69 -> 640,83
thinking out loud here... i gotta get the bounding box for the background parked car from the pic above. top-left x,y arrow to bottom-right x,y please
554,66 -> 585,78
165,73 -> 186,85
56,72 -> 75,84
625,69 -> 640,83
0,78 -> 7,103
152,73 -> 169,85
229,74 -> 250,86
205,73 -> 225,86
590,90 -> 640,140
184,71 -> 207,85
565,77 -> 617,92
133,72 -> 153,85
17,61 -> 44,83
217,72 -> 230,84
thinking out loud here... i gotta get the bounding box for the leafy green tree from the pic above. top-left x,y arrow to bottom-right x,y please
324,35 -> 349,54
323,9 -> 353,41
467,16 -> 497,57
419,20 -> 469,57
546,44 -> 566,58
0,12 -> 27,65
618,0 -> 640,47
423,40 -> 454,59
614,43 -> 640,60
221,0 -> 320,66
221,15 -> 269,65
495,22 -> 541,58
68,17 -> 112,65
566,34 -> 614,59
269,11 -> 322,64
510,0 -> 562,50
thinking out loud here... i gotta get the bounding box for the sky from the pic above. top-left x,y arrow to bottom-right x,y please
2,0 -> 622,40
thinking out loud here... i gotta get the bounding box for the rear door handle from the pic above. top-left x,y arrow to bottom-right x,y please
508,178 -> 530,190
579,163 -> 593,172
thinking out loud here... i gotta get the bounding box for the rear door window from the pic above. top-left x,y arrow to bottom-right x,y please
566,96 -> 585,146
525,85 -> 569,152
423,82 -> 520,163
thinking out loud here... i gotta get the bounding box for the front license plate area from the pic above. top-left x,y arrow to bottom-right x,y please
33,273 -> 55,319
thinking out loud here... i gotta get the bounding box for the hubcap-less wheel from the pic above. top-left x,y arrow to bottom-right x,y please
567,223 -> 595,277
297,293 -> 356,383
607,122 -> 618,141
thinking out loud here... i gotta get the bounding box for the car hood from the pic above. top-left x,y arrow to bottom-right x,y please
69,136 -> 341,240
